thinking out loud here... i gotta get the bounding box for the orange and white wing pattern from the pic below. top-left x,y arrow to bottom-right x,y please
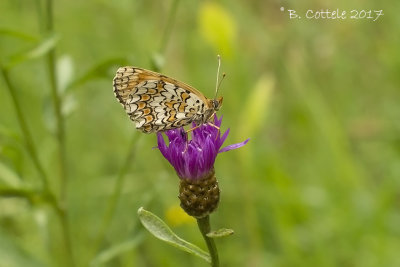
113,67 -> 215,133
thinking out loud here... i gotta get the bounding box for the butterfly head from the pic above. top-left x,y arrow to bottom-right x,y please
203,97 -> 223,124
213,97 -> 223,111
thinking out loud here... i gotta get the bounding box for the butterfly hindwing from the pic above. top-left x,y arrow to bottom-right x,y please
113,67 -> 209,133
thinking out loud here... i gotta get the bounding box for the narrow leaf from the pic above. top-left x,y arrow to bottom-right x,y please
0,187 -> 35,201
0,229 -> 44,267
90,233 -> 144,266
206,228 -> 234,238
0,161 -> 21,188
0,28 -> 38,42
138,207 -> 210,263
6,34 -> 59,68
67,57 -> 129,90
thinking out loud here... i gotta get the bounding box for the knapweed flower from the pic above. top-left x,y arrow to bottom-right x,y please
157,115 -> 249,218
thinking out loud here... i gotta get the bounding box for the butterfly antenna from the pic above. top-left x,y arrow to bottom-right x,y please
214,55 -> 225,99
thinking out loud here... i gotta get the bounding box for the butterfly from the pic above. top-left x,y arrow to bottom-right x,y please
113,67 -> 223,133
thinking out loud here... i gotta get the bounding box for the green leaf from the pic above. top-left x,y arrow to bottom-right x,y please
137,207 -> 210,263
6,34 -> 59,68
0,229 -> 45,267
0,28 -> 38,42
206,228 -> 234,238
0,161 -> 22,188
0,187 -> 36,202
67,57 -> 129,90
90,233 -> 144,266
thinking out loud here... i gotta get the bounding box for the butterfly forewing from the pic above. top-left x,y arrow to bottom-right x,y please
113,67 -> 214,133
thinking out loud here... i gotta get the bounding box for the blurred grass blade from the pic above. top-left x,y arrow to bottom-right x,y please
0,161 -> 22,188
57,55 -> 77,117
138,207 -> 211,263
150,52 -> 165,73
42,96 -> 57,133
90,233 -> 144,266
0,28 -> 38,42
57,55 -> 74,94
238,74 -> 274,138
43,93 -> 78,133
206,228 -> 234,238
0,229 -> 44,267
67,57 -> 129,90
6,34 -> 59,69
61,94 -> 77,117
198,2 -> 237,57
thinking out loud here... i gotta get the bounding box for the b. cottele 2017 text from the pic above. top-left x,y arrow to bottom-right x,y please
285,9 -> 384,21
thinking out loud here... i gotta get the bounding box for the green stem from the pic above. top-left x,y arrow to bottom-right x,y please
43,1 -> 74,266
91,134 -> 140,256
159,0 -> 180,55
0,68 -> 49,190
45,0 -> 67,205
0,188 -> 37,202
34,0 -> 45,32
197,216 -> 219,267
1,65 -> 74,267
47,48 -> 68,201
151,0 -> 180,72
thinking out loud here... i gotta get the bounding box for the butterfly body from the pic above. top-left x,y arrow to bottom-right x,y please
113,67 -> 223,133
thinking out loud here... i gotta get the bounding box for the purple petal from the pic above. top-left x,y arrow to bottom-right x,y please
157,133 -> 170,160
203,137 -> 217,172
156,115 -> 249,180
214,115 -> 222,127
218,128 -> 230,149
186,146 -> 198,178
219,138 -> 250,153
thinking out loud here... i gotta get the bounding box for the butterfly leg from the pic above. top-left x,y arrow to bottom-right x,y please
180,129 -> 190,153
207,113 -> 221,139
186,124 -> 201,134
186,122 -> 220,141
210,123 -> 220,140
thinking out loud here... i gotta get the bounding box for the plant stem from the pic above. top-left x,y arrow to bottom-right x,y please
47,47 -> 68,200
1,65 -> 74,266
159,0 -> 180,55
45,0 -> 67,206
197,216 -> 219,267
0,68 -> 49,190
43,1 -> 74,266
92,134 -> 140,254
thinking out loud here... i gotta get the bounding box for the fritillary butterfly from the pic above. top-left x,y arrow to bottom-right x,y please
113,67 -> 223,133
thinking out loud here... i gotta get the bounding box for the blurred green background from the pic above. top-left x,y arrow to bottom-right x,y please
1,0 -> 400,266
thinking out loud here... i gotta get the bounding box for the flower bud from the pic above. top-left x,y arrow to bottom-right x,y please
179,168 -> 220,218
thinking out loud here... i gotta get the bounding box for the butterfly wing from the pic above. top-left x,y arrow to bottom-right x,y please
113,67 -> 211,133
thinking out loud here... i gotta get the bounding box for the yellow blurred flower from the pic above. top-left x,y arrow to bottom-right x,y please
238,74 -> 275,138
165,204 -> 195,227
198,2 -> 237,58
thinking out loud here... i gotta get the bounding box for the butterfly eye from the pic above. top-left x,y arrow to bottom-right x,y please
213,97 -> 223,110
213,100 -> 220,110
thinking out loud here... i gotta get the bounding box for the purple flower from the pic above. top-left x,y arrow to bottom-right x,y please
157,115 -> 249,180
